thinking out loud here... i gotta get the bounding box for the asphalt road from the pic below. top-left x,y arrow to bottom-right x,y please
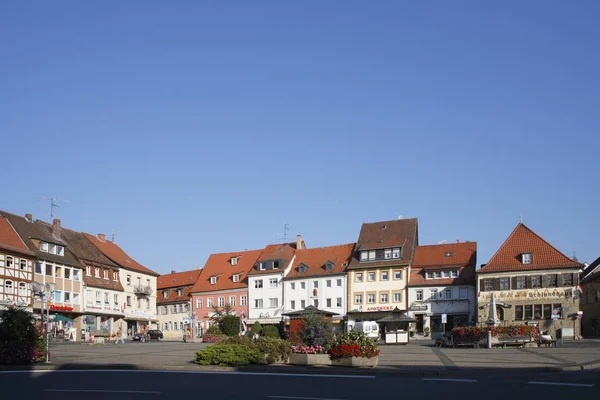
1,369 -> 598,399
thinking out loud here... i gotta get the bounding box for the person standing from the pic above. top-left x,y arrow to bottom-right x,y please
115,327 -> 125,344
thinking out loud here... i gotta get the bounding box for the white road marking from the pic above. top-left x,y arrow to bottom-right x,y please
422,378 -> 477,383
528,381 -> 594,388
44,389 -> 160,394
0,369 -> 375,379
269,397 -> 346,400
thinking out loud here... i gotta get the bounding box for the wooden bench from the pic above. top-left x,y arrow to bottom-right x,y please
497,336 -> 532,348
451,335 -> 481,348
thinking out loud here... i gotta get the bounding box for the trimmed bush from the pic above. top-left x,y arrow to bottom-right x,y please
0,307 -> 46,365
329,331 -> 379,359
250,321 -> 262,336
205,325 -> 222,336
256,337 -> 291,364
195,344 -> 262,366
298,313 -> 334,349
261,325 -> 280,339
221,315 -> 241,337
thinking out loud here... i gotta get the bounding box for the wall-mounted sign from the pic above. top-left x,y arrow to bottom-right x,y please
409,305 -> 428,312
366,306 -> 393,312
50,305 -> 73,312
478,288 -> 570,301
0,298 -> 29,307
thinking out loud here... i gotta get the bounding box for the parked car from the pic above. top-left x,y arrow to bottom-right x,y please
133,330 -> 163,341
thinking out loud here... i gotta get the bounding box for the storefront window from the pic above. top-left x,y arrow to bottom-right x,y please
515,305 -> 523,320
543,304 -> 552,319
534,304 -> 542,319
524,305 -> 533,320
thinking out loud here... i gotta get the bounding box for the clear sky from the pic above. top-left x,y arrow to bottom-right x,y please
1,1 -> 598,274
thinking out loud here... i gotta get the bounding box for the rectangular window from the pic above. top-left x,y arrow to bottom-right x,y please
255,280 -> 263,289
553,304 -> 562,319
451,270 -> 459,278
232,274 -> 239,283
337,279 -> 342,287
273,261 -> 280,269
394,292 -> 401,303
269,298 -> 278,308
207,298 -> 213,308
229,296 -> 236,306
522,253 -> 532,264
499,278 -> 510,290
301,300 -> 306,308
137,297 -> 141,308
384,249 -> 392,259
459,287 -> 468,300
525,305 -> 533,320
442,271 -> 451,278
355,294 -> 363,304
394,270 -> 402,280
55,266 -> 61,278
86,290 -> 92,304
45,264 -> 52,276
444,288 -> 452,300
367,294 -> 375,303
196,298 -> 202,309
360,251 -> 367,261
259,262 -> 266,270
300,282 -> 306,289
96,291 -> 101,304
326,280 -> 332,288
356,273 -> 363,282
54,291 -> 62,303
290,282 -> 295,290
425,272 -> 433,280
40,242 -> 49,252
546,274 -> 557,288
531,275 -> 542,288
313,281 -> 318,288
416,290 -> 423,301
218,297 -> 225,307
104,292 -> 109,304
336,297 -> 342,307
326,298 -> 332,308
381,271 -> 389,281
313,299 -> 319,307
95,268 -> 100,278
368,272 -> 375,282
434,271 -> 442,279
269,278 -> 278,288
381,293 -> 388,303
103,270 -> 109,280
56,246 -> 64,256
210,276 -> 217,285
543,304 -> 552,319
534,304 -> 542,319
563,274 -> 574,286
49,244 -> 56,254
126,275 -> 131,285
114,294 -> 119,305
290,300 -> 295,310
483,279 -> 494,291
113,271 -> 118,281
515,305 -> 523,320
255,299 -> 263,308
392,248 -> 401,259
127,296 -> 131,306
64,268 -> 71,279
64,292 -> 71,303
516,276 -> 526,289
368,250 -> 376,261
430,289 -> 438,301
35,262 -> 42,274
241,296 -> 247,306
73,293 -> 79,304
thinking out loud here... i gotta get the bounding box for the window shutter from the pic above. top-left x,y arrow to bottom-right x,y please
511,276 -> 517,289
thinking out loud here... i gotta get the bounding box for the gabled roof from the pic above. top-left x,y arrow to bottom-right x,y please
581,256 -> 600,284
0,215 -> 34,257
191,249 -> 263,293
347,218 -> 418,269
1,211 -> 81,267
158,269 -> 202,290
158,286 -> 196,305
409,264 -> 476,287
247,242 -> 298,276
83,233 -> 159,276
478,223 -> 582,274
285,243 -> 355,279
412,242 -> 477,268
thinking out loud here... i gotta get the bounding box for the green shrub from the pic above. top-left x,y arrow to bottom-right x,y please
221,315 -> 241,337
298,313 -> 334,349
261,325 -> 280,339
195,344 -> 262,366
205,325 -> 222,336
223,335 -> 255,349
250,321 -> 262,336
0,307 -> 46,365
256,337 -> 292,364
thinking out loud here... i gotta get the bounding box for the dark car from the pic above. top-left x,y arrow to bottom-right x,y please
133,330 -> 163,342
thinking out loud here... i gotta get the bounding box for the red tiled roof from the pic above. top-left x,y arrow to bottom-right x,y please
412,242 -> 477,268
158,269 -> 202,290
83,233 -> 159,276
285,243 -> 356,279
191,249 -> 263,293
0,216 -> 33,256
158,286 -> 195,305
409,265 -> 476,287
247,243 -> 298,276
478,223 -> 582,274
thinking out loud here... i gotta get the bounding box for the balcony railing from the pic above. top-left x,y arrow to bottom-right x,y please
133,285 -> 153,295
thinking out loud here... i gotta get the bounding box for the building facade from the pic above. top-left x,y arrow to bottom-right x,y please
282,243 -> 355,330
0,215 -> 35,312
191,249 -> 262,337
407,242 -> 477,339
580,256 -> 600,337
477,223 -> 583,339
84,233 -> 159,336
346,218 -> 418,329
247,238 -> 301,326
157,269 -> 201,340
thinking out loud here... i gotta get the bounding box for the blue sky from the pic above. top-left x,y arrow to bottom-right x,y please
1,1 -> 598,273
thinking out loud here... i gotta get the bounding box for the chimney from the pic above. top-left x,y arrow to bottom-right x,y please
97,233 -> 106,242
25,213 -> 32,222
171,270 -> 176,274
296,234 -> 304,250
52,219 -> 61,238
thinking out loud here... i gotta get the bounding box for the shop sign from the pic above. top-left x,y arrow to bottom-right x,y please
50,305 -> 73,312
0,298 -> 29,307
409,305 -> 428,311
479,288 -> 570,301
366,306 -> 393,312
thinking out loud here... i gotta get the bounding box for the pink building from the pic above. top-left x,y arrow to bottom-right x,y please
190,249 -> 262,337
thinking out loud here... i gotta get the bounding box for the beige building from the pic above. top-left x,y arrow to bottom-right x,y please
157,269 -> 201,340
346,218 -> 418,329
477,223 -> 582,339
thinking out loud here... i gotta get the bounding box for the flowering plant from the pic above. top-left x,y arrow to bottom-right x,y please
291,344 -> 326,354
202,334 -> 224,343
451,325 -> 540,338
328,331 -> 379,359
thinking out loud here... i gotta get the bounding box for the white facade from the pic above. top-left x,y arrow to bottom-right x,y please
82,286 -> 124,335
248,272 -> 286,324
283,274 -> 347,318
120,269 -> 158,332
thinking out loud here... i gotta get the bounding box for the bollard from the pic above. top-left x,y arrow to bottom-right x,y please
487,330 -> 492,349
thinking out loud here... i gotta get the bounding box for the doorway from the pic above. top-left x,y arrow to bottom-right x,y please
415,314 -> 424,334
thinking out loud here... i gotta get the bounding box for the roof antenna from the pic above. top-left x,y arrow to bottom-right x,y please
111,229 -> 116,243
38,197 -> 71,219
277,223 -> 290,244
519,214 -> 523,223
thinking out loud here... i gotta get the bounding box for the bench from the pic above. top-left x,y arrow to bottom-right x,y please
537,338 -> 558,347
451,335 -> 481,348
496,336 -> 532,348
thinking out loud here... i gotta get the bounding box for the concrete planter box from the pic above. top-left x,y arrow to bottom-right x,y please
289,353 -> 331,366
331,356 -> 378,368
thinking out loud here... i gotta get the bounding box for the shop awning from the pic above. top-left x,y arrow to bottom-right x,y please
125,316 -> 158,322
54,314 -> 74,323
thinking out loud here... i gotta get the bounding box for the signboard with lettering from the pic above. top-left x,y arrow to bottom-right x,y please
50,305 -> 73,312
409,305 -> 428,312
478,288 -> 571,301
366,306 -> 393,312
441,314 -> 447,324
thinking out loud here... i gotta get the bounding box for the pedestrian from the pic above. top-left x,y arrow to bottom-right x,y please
115,327 -> 125,344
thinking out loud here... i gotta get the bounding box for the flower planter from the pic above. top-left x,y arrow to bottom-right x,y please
331,356 -> 378,368
289,353 -> 331,366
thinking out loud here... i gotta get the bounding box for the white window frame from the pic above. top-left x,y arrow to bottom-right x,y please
459,287 -> 468,300
430,289 -> 438,301
368,250 -> 376,261
207,297 -> 214,308
360,251 -> 367,261
104,270 -> 109,280
86,266 -> 91,276
451,270 -> 459,278
40,242 -> 49,252
356,273 -> 363,282
355,294 -> 363,304
269,298 -> 278,308
196,298 -> 203,309
442,270 -> 451,278
229,295 -> 236,306
367,293 -> 375,304
231,257 -> 238,266
392,248 -> 401,259
126,275 -> 131,285
95,267 -> 100,278
241,295 -> 247,306
259,262 -> 266,271
269,278 -> 278,288
381,271 -> 389,281
114,294 -> 119,305
254,299 -> 263,308
425,272 -> 433,280
56,246 -> 64,256
416,289 -> 423,301
384,249 -> 392,259
394,292 -> 401,303
381,293 -> 388,303
444,288 -> 452,300
290,300 -> 296,310
336,297 -> 342,307
368,272 -> 375,282
522,253 -> 532,264
232,274 -> 239,283
218,296 -> 225,307
18,282 -> 26,296
255,279 -> 263,289
434,271 -> 442,279
210,276 -> 217,285
73,269 -> 80,281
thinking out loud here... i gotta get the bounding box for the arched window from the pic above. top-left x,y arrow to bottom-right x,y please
18,282 -> 27,296
20,259 -> 27,270
6,256 -> 13,268
5,280 -> 13,294
496,306 -> 505,321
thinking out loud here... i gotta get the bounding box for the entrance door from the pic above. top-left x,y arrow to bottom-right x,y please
415,314 -> 424,334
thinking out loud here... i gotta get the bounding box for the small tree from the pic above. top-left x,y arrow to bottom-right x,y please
205,325 -> 222,336
298,312 -> 334,349
221,315 -> 241,337
0,307 -> 45,365
250,321 -> 263,336
261,325 -> 280,338
210,304 -> 234,326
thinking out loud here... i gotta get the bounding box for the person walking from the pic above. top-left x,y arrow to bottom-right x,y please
115,327 -> 125,344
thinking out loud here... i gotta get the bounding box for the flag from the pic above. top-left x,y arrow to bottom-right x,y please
577,284 -> 584,297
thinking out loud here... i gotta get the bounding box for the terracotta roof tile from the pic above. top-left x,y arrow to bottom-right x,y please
0,215 -> 33,256
412,242 -> 477,268
247,243 -> 298,276
409,265 -> 476,287
347,218 -> 418,269
478,223 -> 582,274
157,286 -> 196,305
191,249 -> 263,293
158,269 -> 202,290
285,243 -> 355,280
83,233 -> 159,276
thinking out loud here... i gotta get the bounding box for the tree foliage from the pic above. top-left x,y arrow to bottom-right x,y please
250,321 -> 263,336
297,312 -> 334,349
0,307 -> 46,365
221,315 -> 241,337
261,325 -> 280,339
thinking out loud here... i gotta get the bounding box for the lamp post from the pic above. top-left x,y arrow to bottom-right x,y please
45,283 -> 56,363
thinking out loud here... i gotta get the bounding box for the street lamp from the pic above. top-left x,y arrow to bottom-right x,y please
45,283 -> 56,363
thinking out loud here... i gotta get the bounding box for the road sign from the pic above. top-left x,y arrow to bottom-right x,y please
441,314 -> 447,324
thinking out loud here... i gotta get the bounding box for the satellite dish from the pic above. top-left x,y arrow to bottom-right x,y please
31,281 -> 44,295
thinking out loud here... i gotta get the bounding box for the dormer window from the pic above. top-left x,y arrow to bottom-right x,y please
325,262 -> 334,271
95,267 -> 100,278
40,242 -> 49,252
49,243 -> 56,254
233,274 -> 240,283
298,263 -> 308,273
231,257 -> 238,266
177,289 -> 183,296
163,290 -> 169,298
522,253 -> 532,265
273,261 -> 280,269
210,276 -> 218,285
103,270 -> 109,280
86,266 -> 91,276
259,262 -> 266,271
56,246 -> 64,256
360,251 -> 367,261
445,251 -> 453,257
392,248 -> 401,259
384,249 -> 392,259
